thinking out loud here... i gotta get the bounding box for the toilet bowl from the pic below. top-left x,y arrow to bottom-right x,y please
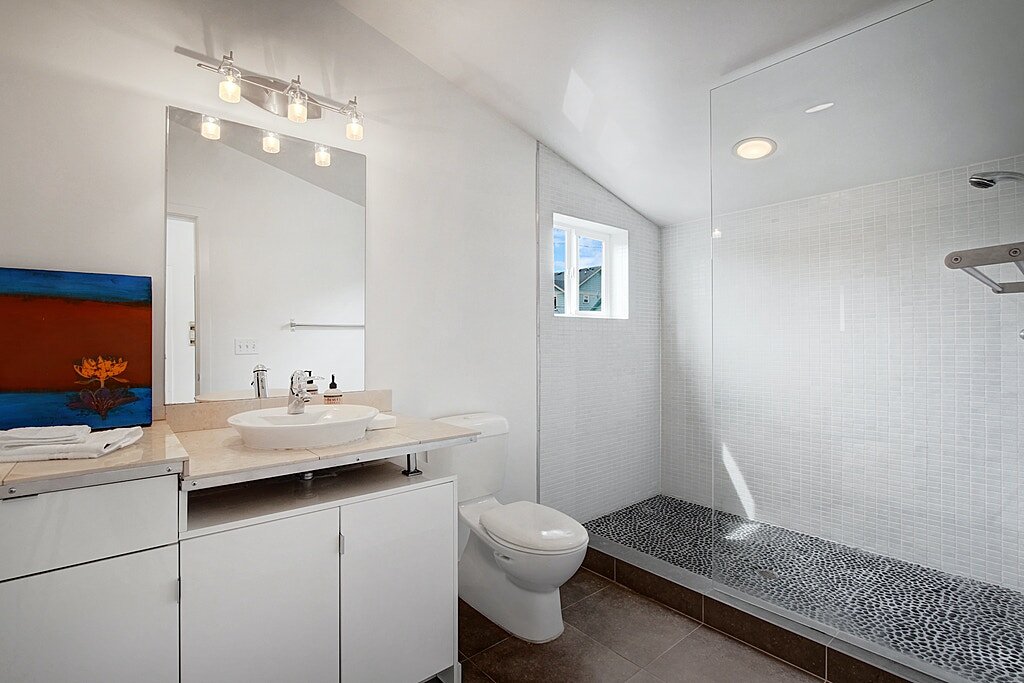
419,414 -> 589,643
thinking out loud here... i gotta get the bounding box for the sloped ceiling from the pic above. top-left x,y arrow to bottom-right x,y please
338,0 -> 914,225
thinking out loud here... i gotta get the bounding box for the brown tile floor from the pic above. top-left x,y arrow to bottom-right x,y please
458,569 -> 822,682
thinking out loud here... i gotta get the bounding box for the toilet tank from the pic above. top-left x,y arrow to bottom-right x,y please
421,413 -> 509,502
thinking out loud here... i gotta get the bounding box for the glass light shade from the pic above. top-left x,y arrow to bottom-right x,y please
219,75 -> 241,103
733,137 -> 776,160
262,131 -> 280,154
200,116 -> 221,140
288,93 -> 308,123
314,144 -> 331,167
346,120 -> 364,141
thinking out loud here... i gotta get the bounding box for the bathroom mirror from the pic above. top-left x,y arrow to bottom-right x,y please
164,106 -> 365,404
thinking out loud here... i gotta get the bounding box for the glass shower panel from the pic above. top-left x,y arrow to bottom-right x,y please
709,1 -> 1024,680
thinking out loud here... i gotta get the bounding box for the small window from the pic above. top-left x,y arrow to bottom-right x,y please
552,213 -> 628,319
553,228 -> 567,315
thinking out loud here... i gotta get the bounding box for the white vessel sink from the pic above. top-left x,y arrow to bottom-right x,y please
228,405 -> 380,450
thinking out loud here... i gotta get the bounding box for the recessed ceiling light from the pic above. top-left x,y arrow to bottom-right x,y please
733,137 -> 776,160
804,102 -> 835,114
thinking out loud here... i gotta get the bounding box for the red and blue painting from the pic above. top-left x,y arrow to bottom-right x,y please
0,267 -> 153,430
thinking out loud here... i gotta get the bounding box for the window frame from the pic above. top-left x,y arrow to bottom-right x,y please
552,213 -> 628,320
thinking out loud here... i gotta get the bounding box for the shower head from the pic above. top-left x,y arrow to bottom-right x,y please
968,171 -> 1024,189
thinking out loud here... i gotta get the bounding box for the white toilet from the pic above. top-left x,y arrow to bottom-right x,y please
420,413 -> 588,643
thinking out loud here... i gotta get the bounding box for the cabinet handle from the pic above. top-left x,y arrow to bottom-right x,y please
339,533 -> 345,555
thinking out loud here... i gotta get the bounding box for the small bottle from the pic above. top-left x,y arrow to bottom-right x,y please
323,375 -> 344,405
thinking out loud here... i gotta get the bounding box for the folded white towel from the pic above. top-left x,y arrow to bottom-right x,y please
0,427 -> 144,462
0,425 -> 92,451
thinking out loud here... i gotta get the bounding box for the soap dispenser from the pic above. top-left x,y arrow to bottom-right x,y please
324,375 -> 344,405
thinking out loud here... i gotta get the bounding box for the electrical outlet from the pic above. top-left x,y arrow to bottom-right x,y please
234,338 -> 258,355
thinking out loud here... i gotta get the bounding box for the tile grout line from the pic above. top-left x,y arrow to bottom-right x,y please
611,556 -> 829,681
560,583 -> 610,611
565,624 -> 643,675
701,623 -> 826,681
640,621 -> 703,672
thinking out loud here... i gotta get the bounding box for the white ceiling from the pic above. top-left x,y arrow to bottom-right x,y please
337,0 -> 914,225
712,0 -> 1024,215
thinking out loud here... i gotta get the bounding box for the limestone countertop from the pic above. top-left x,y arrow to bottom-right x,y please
178,413 -> 479,489
0,415 -> 479,496
0,422 -> 188,494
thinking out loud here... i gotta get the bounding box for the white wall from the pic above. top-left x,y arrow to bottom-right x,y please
537,144 -> 662,522
0,0 -> 538,502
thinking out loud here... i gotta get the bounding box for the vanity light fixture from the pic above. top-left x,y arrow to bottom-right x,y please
196,52 -> 366,139
804,102 -> 835,114
314,144 -> 332,167
345,99 -> 364,141
217,51 -> 241,103
733,137 -> 776,160
286,77 -> 308,123
200,115 -> 221,140
262,130 -> 280,154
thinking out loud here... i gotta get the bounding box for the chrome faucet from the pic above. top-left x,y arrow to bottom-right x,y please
252,364 -> 269,399
288,370 -> 323,414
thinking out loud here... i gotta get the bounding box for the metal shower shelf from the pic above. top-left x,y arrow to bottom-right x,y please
945,241 -> 1024,294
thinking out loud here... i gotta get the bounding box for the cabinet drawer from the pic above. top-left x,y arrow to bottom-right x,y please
0,475 -> 178,581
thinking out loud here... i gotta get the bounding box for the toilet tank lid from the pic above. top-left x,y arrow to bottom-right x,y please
434,413 -> 508,437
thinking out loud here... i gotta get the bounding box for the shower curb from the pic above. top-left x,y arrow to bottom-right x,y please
584,537 -> 957,683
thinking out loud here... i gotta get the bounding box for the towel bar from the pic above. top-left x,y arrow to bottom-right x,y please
945,242 -> 1024,294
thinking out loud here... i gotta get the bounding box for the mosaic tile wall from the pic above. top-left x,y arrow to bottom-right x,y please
537,143 -> 662,522
661,216 -> 713,506
663,154 -> 1024,591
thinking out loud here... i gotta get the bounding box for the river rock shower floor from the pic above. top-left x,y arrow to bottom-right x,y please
584,496 -> 1024,683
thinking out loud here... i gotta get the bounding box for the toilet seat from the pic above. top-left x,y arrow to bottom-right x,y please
479,501 -> 588,554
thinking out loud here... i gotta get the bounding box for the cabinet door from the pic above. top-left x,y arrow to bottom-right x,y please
180,509 -> 340,683
0,544 -> 178,683
341,481 -> 456,683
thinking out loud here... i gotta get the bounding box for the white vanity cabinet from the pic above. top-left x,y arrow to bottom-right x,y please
0,476 -> 180,683
180,471 -> 457,683
180,508 -> 342,683
341,480 -> 456,682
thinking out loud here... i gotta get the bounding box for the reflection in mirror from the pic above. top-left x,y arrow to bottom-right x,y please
164,107 -> 365,404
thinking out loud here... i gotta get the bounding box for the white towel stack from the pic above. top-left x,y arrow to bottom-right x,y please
0,425 -> 92,450
0,425 -> 144,462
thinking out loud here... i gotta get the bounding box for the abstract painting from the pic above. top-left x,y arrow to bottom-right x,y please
0,267 -> 153,430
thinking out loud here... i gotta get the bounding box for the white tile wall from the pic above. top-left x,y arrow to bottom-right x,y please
537,144 -> 662,522
661,216 -> 713,507
663,154 -> 1024,591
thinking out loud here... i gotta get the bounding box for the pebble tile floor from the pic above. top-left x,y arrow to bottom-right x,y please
584,496 -> 1024,683
456,570 -> 820,682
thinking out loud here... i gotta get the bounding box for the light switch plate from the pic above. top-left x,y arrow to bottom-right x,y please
234,338 -> 258,355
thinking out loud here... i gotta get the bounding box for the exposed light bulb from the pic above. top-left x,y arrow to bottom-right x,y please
219,73 -> 240,103
344,98 -> 364,141
288,96 -> 307,123
216,53 -> 241,103
262,131 -> 280,154
314,144 -> 331,167
712,227 -> 722,239
346,120 -> 364,142
286,78 -> 308,123
200,115 -> 221,140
